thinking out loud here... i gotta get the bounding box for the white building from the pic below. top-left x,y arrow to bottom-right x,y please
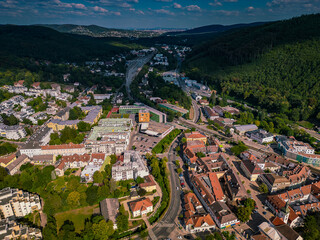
0,188 -> 41,219
0,124 -> 27,140
112,151 -> 149,181
129,198 -> 153,217
80,154 -> 106,182
246,129 -> 274,144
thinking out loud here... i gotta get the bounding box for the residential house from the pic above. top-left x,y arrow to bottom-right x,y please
191,172 -> 225,206
185,214 -> 215,233
223,169 -> 247,201
240,160 -> 264,181
259,173 -> 291,193
203,106 -> 219,120
209,201 -> 240,229
129,198 -> 153,217
138,175 -> 157,192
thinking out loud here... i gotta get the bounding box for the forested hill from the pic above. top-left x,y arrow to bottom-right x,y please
184,14 -> 320,123
165,22 -> 266,36
0,25 -> 142,63
37,24 -> 160,38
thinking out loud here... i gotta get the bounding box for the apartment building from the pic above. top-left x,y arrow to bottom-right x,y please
0,188 -> 41,219
55,153 -> 91,176
0,123 -> 27,140
112,151 -> 149,181
0,219 -> 42,240
80,153 -> 106,182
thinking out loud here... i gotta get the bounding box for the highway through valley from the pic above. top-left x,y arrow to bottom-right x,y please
125,53 -> 154,100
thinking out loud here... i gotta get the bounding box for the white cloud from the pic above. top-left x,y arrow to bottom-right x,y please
173,3 -> 182,8
185,5 -> 201,12
93,5 -> 109,12
72,3 -> 87,10
247,6 -> 254,10
154,8 -> 175,15
209,1 -> 222,6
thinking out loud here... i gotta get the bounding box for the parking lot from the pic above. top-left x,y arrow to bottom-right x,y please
131,133 -> 162,153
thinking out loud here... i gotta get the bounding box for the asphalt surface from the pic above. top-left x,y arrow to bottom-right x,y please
125,53 -> 154,100
192,99 -> 200,123
150,141 -> 182,240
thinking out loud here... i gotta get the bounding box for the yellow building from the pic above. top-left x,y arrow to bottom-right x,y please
185,131 -> 207,144
47,120 -> 78,132
0,154 -> 16,168
139,110 -> 150,123
138,175 -> 157,192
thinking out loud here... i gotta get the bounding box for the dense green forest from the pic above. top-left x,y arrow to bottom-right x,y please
0,25 -> 142,63
184,14 -> 320,123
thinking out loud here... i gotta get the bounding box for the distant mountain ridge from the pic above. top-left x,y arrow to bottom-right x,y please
165,22 -> 267,36
35,24 -> 162,38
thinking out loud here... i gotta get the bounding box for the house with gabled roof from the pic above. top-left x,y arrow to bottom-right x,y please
129,198 -> 153,217
185,214 -> 215,233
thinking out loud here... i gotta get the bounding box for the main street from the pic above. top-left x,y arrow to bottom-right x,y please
149,140 -> 182,240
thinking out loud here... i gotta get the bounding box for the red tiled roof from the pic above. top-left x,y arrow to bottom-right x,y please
129,198 -> 152,212
139,175 -> 156,188
0,154 -> 16,165
208,172 -> 224,201
41,143 -> 85,150
61,153 -> 91,163
92,153 -> 105,160
272,216 -> 285,226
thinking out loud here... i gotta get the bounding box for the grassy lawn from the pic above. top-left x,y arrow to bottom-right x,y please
298,121 -> 314,129
100,155 -> 110,171
55,204 -> 99,233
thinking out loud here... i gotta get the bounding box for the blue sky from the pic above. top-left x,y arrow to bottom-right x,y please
0,0 -> 319,29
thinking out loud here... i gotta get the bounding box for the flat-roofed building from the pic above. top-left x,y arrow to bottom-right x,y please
0,188 -> 41,219
138,109 -> 150,123
112,151 -> 149,181
158,102 -> 189,115
119,104 -> 167,123
234,124 -> 258,135
139,121 -> 174,138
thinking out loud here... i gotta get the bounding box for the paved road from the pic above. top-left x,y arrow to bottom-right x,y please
125,53 -> 154,100
191,99 -> 200,123
150,141 -> 181,239
298,126 -> 320,141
